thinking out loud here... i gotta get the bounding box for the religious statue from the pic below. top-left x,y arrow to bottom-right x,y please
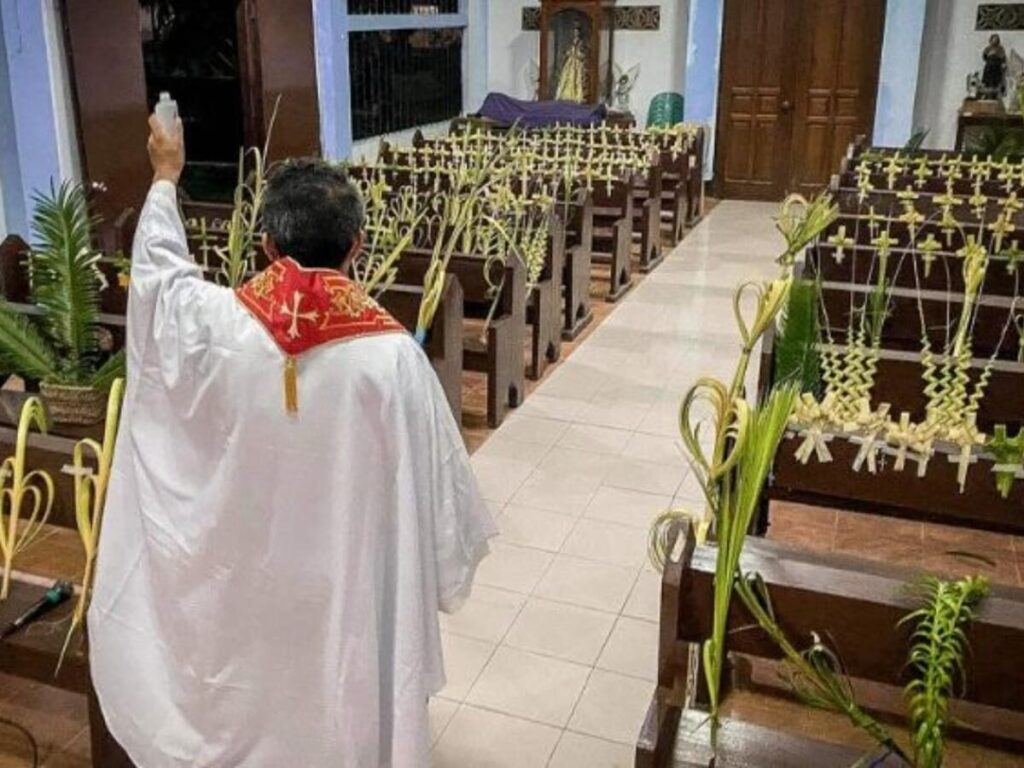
981,33 -> 1008,99
612,62 -> 640,111
555,23 -> 588,103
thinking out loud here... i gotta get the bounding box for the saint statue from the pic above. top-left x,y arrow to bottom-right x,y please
982,33 -> 1008,98
555,23 -> 588,103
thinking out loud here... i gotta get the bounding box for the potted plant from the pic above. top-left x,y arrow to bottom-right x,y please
0,182 -> 124,424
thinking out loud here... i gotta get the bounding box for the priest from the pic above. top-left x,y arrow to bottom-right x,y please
88,114 -> 496,767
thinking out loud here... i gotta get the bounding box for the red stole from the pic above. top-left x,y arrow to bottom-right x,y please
236,257 -> 405,412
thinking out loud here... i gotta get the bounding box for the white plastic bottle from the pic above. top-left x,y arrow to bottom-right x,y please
154,92 -> 178,134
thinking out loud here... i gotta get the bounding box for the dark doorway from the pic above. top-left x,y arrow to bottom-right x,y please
61,0 -> 320,223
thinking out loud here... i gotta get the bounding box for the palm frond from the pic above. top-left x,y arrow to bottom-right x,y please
901,575 -> 989,768
89,350 -> 126,391
29,181 -> 102,382
0,301 -> 58,382
774,279 -> 821,394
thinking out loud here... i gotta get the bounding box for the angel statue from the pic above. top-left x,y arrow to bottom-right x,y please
555,23 -> 587,103
613,62 -> 640,111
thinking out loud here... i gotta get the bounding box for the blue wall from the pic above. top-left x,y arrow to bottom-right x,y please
683,0 -> 723,181
1,0 -> 63,237
873,0 -> 928,147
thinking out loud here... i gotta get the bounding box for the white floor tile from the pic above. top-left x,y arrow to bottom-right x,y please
596,616 -> 659,681
603,457 -> 682,497
428,697 -> 459,746
556,423 -> 633,456
497,415 -> 572,448
503,597 -> 616,665
497,504 -> 578,552
548,731 -> 634,768
474,542 -> 555,594
432,705 -> 561,768
573,400 -> 651,431
583,486 -> 673,529
466,646 -> 591,726
620,433 -> 685,467
511,469 -> 603,515
515,393 -> 592,422
622,569 -> 661,622
561,519 -> 649,569
567,669 -> 654,744
533,555 -> 637,613
440,585 -> 525,644
439,632 -> 496,701
471,455 -> 535,504
540,447 -> 619,480
473,434 -> 553,467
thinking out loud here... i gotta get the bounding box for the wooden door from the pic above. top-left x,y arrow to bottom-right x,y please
714,0 -> 795,200
787,0 -> 885,194
715,0 -> 884,200
60,0 -> 319,224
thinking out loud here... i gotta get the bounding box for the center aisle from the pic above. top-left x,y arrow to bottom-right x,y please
432,201 -> 785,767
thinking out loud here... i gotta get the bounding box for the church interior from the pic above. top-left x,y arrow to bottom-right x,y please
2,0 -> 1024,766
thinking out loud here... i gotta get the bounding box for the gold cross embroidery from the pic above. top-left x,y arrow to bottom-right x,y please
280,291 -> 320,340
248,269 -> 283,301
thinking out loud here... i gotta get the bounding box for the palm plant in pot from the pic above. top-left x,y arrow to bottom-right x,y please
0,182 -> 124,424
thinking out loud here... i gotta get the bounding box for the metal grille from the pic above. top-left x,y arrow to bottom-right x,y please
347,1 -> 458,14
350,28 -> 463,140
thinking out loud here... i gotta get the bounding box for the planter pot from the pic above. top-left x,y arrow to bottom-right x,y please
39,382 -> 106,425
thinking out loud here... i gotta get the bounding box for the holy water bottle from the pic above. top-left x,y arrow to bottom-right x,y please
154,92 -> 178,134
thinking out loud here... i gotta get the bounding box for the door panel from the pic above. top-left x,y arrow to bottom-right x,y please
715,0 -> 885,200
788,0 -> 885,194
715,0 -> 793,200
62,0 -> 151,223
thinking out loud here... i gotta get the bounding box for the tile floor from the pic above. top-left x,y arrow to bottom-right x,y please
431,201 -> 786,766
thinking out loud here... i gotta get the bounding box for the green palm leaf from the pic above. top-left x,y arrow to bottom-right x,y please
0,301 -> 58,382
29,181 -> 102,383
89,349 -> 127,391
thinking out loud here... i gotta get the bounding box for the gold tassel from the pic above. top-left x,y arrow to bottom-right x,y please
284,356 -> 298,413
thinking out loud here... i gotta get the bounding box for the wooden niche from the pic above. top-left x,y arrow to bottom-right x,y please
538,0 -> 615,105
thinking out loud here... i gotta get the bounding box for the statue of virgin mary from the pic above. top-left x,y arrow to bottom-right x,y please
555,24 -> 587,102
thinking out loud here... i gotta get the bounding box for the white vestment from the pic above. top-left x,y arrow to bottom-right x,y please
89,181 -> 496,767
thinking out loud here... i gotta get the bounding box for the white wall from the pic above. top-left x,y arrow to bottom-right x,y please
487,0 -> 689,122
914,0 -> 1024,150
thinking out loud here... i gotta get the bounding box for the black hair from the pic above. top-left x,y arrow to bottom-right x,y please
262,159 -> 365,269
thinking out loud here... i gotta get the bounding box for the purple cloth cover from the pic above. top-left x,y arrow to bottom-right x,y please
477,92 -> 608,128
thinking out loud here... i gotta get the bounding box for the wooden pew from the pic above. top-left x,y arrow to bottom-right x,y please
0,578 -> 135,767
395,248 -> 527,428
636,522 -> 1024,767
591,176 -> 636,301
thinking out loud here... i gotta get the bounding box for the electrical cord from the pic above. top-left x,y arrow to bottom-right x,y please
0,714 -> 39,768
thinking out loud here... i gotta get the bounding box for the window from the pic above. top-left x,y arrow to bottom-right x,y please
349,27 -> 463,140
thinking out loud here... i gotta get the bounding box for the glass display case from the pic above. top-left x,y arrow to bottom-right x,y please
539,0 -> 615,105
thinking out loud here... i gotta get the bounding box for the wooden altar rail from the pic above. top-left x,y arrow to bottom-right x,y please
635,522 -> 1024,767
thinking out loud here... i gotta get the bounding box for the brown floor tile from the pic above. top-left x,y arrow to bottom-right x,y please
766,500 -> 838,553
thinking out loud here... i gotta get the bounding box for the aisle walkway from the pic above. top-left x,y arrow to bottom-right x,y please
432,201 -> 784,767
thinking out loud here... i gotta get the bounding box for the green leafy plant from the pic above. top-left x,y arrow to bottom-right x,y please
904,129 -> 929,153
0,182 -> 124,388
902,575 -> 990,768
774,278 -> 821,393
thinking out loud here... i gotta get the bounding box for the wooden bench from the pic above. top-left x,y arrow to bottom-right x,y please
636,521 -> 1024,767
395,248 -> 527,428
0,577 -> 135,767
591,176 -> 636,301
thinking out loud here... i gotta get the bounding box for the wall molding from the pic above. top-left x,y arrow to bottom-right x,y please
976,4 -> 1024,31
522,5 -> 660,32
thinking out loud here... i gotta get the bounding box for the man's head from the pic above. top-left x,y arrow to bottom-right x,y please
262,159 -> 365,271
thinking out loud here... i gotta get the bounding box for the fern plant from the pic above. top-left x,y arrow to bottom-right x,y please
0,181 -> 124,388
901,575 -> 990,768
